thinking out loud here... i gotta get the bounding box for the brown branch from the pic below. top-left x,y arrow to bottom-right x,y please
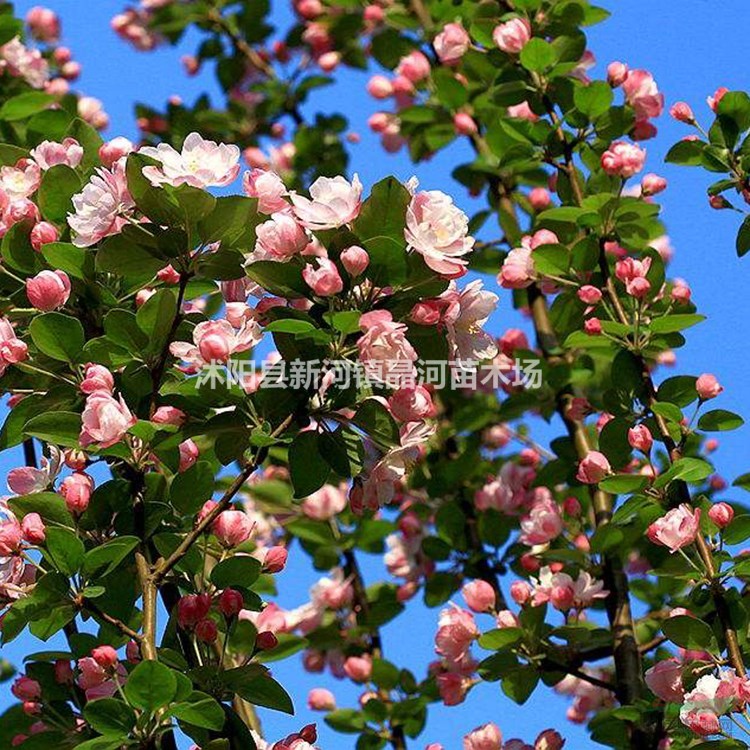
79,597 -> 143,642
136,551 -> 158,661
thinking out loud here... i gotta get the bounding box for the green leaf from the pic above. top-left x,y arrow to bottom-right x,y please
665,139 -> 705,166
519,38 -> 556,72
198,196 -> 262,249
42,242 -> 94,280
8,492 -> 73,527
501,665 -> 539,704
210,556 -> 262,589
43,527 -> 85,576
478,628 -> 524,650
662,615 -> 717,652
598,474 -> 649,494
124,660 -> 177,713
23,412 -> 82,448
170,461 -> 215,514
288,431 -> 330,498
649,314 -> 705,333
698,409 -> 744,432
82,536 -> 139,578
574,80 -> 613,118
653,457 -> 713,489
0,92 -> 56,121
83,698 -> 137,737
352,399 -> 400,448
226,672 -> 294,714
170,692 -> 225,730
29,313 -> 85,362
656,376 -> 698,407
737,215 -> 750,258
136,289 -> 178,357
103,310 -> 149,354
96,225 -> 171,278
37,165 -> 81,224
246,260 -> 308,298
531,244 -> 569,276
66,118 -> 104,171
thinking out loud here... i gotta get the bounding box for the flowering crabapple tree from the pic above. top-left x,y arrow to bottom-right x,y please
3,1 -> 750,750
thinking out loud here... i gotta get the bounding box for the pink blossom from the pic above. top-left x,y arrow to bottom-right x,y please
607,61 -> 628,87
302,257 -> 344,296
301,484 -> 347,521
68,160 -> 135,247
601,141 -> 646,178
253,213 -> 308,261
493,17 -> 532,54
510,580 -> 532,606
645,658 -> 684,702
243,169 -> 288,214
177,594 -> 212,629
311,569 -> 353,610
26,6 -> 60,42
307,688 -> 336,711
29,221 -> 58,250
708,502 -> 734,528
437,671 -> 470,706
99,137 -> 134,168
435,604 -> 478,663
647,504 -> 701,552
290,174 -> 362,230
213,510 -> 253,547
405,189 -> 473,277
26,270 -> 70,311
519,494 -> 563,545
0,38 -> 49,88
366,75 -> 393,99
11,676 -> 41,702
170,318 -> 262,368
20,513 -> 45,544
388,386 -> 436,422
396,51 -> 431,82
178,439 -> 199,472
641,173 -> 667,196
0,318 -> 28,376
707,87 -> 729,113
670,102 -> 695,123
628,424 -> 653,452
463,723 -> 502,750
30,138 -> 83,170
80,364 -> 114,395
218,588 -> 244,618
507,101 -> 538,121
576,451 -> 611,484
59,472 -> 94,514
76,656 -> 126,701
78,96 -> 109,130
0,515 -> 22,555
462,580 -> 496,613
441,280 -> 498,360
343,654 -> 372,682
79,392 -> 136,449
357,311 -> 417,387
696,373 -> 722,400
261,545 -> 288,573
434,23 -> 470,65
141,132 -> 240,188
475,463 -> 535,514
622,69 -> 664,119
499,244 -> 534,289
340,245 -> 369,277
0,160 -> 41,201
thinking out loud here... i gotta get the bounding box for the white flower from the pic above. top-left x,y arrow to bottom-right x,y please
290,174 -> 363,230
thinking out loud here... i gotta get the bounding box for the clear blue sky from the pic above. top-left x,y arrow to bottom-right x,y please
3,1 -> 750,747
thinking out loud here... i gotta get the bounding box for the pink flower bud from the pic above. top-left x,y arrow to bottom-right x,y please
91,646 -> 118,669
584,317 -> 602,335
11,676 -> 41,702
29,221 -> 59,251
628,424 -> 653,453
26,270 -> 71,311
708,502 -> 734,529
576,451 -> 611,484
563,497 -> 581,516
364,5 -> 384,23
696,373 -> 722,400
461,580 -> 496,613
53,660 -> 73,684
307,687 -> 336,711
263,545 -> 288,573
520,553 -> 540,572
550,584 -> 575,611
80,363 -> 114,395
344,654 -> 372,682
157,264 -> 181,285
410,300 -> 442,326
181,55 -> 199,76
576,286 -> 603,308
178,439 -> 199,473
366,75 -> 393,99
510,580 -> 532,606
212,510 -> 252,547
670,101 -> 695,123
340,245 -> 369,277
641,173 -> 667,196
61,61 -> 81,80
21,513 -> 45,544
99,137 -> 134,168
26,6 -> 60,42
218,588 -> 244,618
493,17 -> 532,54
607,61 -> 628,87
195,618 -> 218,643
453,113 -> 477,135
59,472 -> 94,514
151,406 -> 187,426
368,112 -> 390,133
528,187 -> 551,210
434,23 -> 469,65
256,631 -> 278,651
708,87 -> 729,113
535,729 -> 565,750
464,723 -> 502,750
600,140 -> 646,178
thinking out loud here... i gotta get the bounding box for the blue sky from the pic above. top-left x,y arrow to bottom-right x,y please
3,1 -> 750,748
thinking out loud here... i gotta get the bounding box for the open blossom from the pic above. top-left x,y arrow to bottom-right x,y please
680,670 -> 740,735
0,317 -> 29,375
532,566 -> 607,610
301,484 -> 347,520
576,451 -> 610,484
475,463 -> 535,514
30,138 -> 83,170
357,310 -> 417,386
601,141 -> 646,178
1,160 -> 41,200
463,723 -> 502,750
302,257 -> 344,296
290,174 -> 362,230
615,256 -> 652,297
213,510 -> 253,547
645,658 -> 684,702
396,51 -> 431,82
405,190 -> 473,277
76,656 -> 127,701
493,17 -> 532,54
519,493 -> 563,546
79,393 -> 136,449
434,23 -> 470,64
388,385 -> 436,423
243,169 -> 288,214
441,281 -> 498,360
0,37 -> 49,88
498,230 -> 558,290
68,160 -> 135,247
622,69 -> 664,120
170,318 -> 262,368
140,132 -> 241,188
647,504 -> 701,552
254,212 -> 308,261
435,604 -> 478,663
